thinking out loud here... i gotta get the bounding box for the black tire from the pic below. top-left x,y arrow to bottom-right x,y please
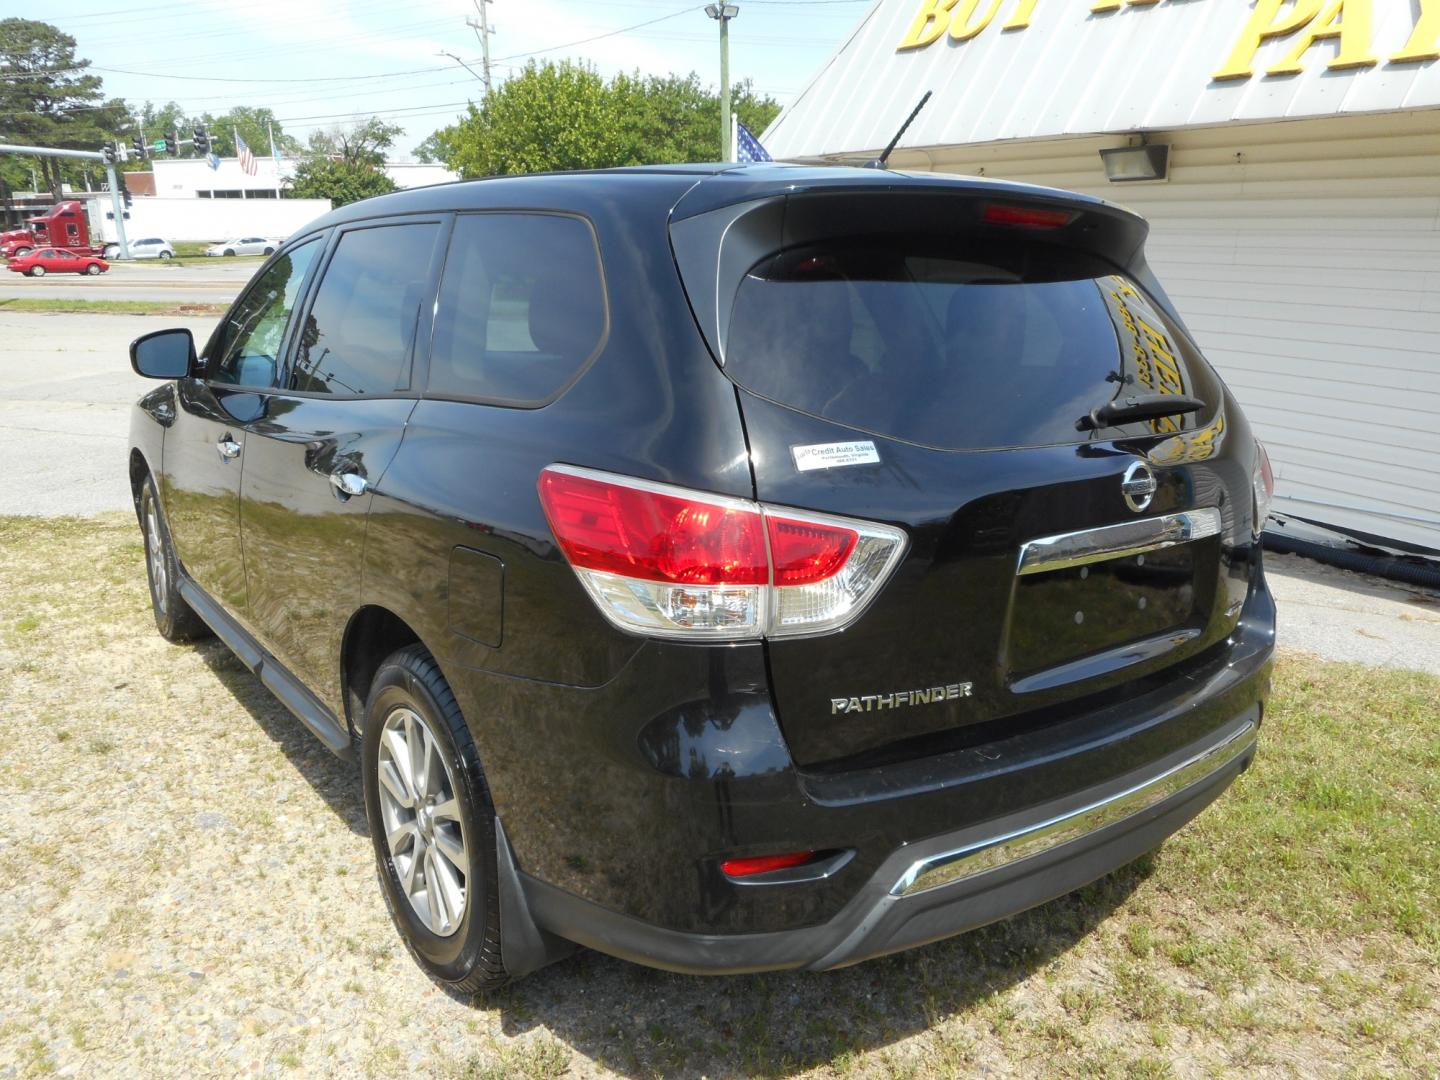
159,251 -> 172,260
85,263 -> 102,275
223,249 -> 235,257
362,645 -> 508,994
14,246 -> 31,257
29,265 -> 44,277
138,476 -> 210,642
263,246 -> 274,256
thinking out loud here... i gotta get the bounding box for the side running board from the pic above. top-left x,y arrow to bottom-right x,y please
177,577 -> 354,760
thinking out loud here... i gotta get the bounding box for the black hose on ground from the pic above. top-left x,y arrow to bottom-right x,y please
1263,531 -> 1440,590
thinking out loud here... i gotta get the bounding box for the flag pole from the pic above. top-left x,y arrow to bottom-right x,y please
268,121 -> 280,198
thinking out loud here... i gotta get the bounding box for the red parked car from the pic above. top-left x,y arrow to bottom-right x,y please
7,248 -> 109,277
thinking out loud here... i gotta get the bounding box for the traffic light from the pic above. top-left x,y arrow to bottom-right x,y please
132,134 -> 147,159
101,141 -> 117,165
192,125 -> 210,154
164,131 -> 178,156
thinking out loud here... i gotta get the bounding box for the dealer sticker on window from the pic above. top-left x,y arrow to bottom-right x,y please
791,441 -> 881,472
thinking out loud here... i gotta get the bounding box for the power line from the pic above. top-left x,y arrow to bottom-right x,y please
490,5 -> 704,63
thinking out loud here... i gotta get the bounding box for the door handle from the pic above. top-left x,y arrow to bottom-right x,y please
216,437 -> 241,461
329,470 -> 368,498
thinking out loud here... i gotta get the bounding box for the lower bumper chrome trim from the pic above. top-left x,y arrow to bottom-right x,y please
891,720 -> 1257,897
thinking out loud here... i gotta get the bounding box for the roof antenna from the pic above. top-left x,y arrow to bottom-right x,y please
864,91 -> 933,170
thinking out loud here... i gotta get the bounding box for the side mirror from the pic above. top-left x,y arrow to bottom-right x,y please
130,328 -> 196,380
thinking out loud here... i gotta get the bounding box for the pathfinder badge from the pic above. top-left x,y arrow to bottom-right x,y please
831,682 -> 973,715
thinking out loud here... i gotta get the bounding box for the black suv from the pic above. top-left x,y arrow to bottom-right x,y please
128,165 -> 1276,991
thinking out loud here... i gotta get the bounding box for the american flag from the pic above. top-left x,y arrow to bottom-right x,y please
236,133 -> 259,176
736,121 -> 773,164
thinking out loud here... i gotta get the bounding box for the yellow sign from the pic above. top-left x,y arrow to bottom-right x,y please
896,0 -> 1440,75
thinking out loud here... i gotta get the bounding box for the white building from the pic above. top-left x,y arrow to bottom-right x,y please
150,155 -> 290,200
764,0 -> 1440,552
91,155 -> 455,245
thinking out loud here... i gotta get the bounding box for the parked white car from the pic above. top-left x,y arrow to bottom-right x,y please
205,237 -> 277,257
103,237 -> 175,260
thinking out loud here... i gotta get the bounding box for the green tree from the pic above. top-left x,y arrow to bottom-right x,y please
412,131 -> 448,164
0,18 -> 128,198
426,61 -> 628,178
306,117 -> 404,167
287,157 -> 397,207
195,106 -> 302,159
423,61 -> 782,178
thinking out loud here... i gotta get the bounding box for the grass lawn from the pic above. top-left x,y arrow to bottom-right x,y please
0,513 -> 1436,1077
0,297 -> 229,317
153,240 -> 267,266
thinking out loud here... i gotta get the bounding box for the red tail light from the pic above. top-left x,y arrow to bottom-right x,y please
538,466 -> 907,640
537,469 -> 767,585
721,851 -> 816,878
982,203 -> 1077,229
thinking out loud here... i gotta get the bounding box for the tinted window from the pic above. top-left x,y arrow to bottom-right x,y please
724,238 -> 1216,451
210,239 -> 320,388
290,223 -> 440,396
426,214 -> 606,404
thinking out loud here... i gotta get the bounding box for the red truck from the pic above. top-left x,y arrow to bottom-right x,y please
0,202 -> 107,260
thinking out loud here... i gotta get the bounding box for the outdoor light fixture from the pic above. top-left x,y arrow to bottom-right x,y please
1099,143 -> 1170,182
705,4 -> 740,18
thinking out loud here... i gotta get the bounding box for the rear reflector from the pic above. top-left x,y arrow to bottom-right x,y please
767,516 -> 858,587
721,851 -> 816,878
981,203 -> 1077,229
1252,439 -> 1274,535
538,465 -> 907,640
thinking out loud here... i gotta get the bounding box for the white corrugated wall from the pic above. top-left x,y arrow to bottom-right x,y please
891,111 -> 1440,551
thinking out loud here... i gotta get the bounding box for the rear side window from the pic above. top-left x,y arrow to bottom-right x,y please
724,238 -> 1216,451
426,213 -> 607,405
290,222 -> 441,396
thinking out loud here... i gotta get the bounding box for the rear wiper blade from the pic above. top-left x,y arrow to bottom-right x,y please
1076,393 -> 1205,432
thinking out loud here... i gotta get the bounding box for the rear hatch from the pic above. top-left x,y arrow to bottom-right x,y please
671,181 -> 1259,767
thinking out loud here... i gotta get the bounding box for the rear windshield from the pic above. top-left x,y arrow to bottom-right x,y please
723,237 -> 1214,451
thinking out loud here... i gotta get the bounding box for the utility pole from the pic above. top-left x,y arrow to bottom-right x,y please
465,0 -> 494,96
0,142 -> 130,259
705,5 -> 740,161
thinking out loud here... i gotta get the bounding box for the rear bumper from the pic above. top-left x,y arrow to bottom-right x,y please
517,708 -> 1258,974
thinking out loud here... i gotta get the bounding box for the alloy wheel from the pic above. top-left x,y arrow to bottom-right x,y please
144,496 -> 168,614
376,706 -> 469,936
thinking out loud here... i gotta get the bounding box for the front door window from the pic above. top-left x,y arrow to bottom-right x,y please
210,239 -> 321,389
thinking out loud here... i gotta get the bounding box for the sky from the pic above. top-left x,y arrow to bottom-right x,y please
9,0 -> 880,159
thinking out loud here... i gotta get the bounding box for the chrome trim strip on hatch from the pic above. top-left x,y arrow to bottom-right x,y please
891,720 -> 1256,897
1016,507 -> 1222,577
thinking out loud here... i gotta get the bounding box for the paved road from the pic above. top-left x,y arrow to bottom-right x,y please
0,259 -> 252,304
0,310 -> 219,516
